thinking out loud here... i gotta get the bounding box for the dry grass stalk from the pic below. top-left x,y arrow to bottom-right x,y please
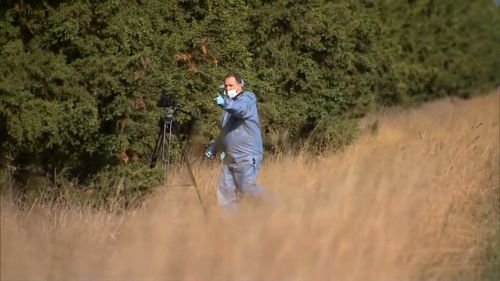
1,91 -> 498,280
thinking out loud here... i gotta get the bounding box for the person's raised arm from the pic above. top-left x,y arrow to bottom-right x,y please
222,93 -> 254,119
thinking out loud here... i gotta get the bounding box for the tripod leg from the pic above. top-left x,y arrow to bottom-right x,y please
149,121 -> 165,168
162,120 -> 172,186
182,144 -> 206,213
159,118 -> 178,187
173,123 -> 207,214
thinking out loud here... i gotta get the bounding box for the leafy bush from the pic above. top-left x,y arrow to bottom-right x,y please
0,0 -> 498,208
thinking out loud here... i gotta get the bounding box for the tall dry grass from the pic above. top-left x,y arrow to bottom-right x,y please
1,91 -> 499,281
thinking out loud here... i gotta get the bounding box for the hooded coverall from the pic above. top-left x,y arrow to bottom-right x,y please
210,90 -> 264,208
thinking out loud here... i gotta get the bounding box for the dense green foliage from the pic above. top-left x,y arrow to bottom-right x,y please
1,0 -> 499,204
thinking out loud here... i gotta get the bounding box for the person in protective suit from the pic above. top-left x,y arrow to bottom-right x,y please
205,73 -> 265,210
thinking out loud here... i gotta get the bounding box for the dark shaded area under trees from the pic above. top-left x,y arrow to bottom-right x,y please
1,0 -> 499,207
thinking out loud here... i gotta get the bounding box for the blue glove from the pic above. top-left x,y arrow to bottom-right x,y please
205,149 -> 214,159
205,140 -> 216,159
214,95 -> 225,107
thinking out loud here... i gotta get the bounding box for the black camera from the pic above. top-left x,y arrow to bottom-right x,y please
157,91 -> 177,108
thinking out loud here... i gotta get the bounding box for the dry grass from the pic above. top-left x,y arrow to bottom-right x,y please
1,91 -> 499,281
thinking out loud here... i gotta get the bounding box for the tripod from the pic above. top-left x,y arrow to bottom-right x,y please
149,107 -> 206,213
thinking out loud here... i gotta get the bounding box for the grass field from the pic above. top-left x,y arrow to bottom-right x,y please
1,91 -> 499,281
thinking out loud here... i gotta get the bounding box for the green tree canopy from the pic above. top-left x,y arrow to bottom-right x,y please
1,0 -> 498,205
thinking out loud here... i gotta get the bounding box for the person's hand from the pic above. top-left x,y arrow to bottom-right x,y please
205,149 -> 214,159
220,152 -> 226,162
214,95 -> 225,107
205,140 -> 216,159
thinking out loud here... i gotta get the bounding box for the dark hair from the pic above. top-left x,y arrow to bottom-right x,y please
224,72 -> 245,87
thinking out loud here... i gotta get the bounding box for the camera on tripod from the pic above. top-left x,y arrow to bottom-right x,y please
149,90 -> 205,211
157,91 -> 177,119
149,90 -> 195,170
150,91 -> 181,170
157,91 -> 177,109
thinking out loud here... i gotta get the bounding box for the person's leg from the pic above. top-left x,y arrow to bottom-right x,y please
217,164 -> 238,210
233,159 -> 263,199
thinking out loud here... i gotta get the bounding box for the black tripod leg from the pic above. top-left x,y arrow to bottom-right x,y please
149,122 -> 165,168
164,120 -> 171,185
173,124 -> 207,214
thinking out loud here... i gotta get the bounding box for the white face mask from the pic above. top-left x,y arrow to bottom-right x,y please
226,89 -> 238,99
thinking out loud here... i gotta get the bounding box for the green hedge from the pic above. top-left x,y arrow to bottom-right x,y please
1,0 -> 499,205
